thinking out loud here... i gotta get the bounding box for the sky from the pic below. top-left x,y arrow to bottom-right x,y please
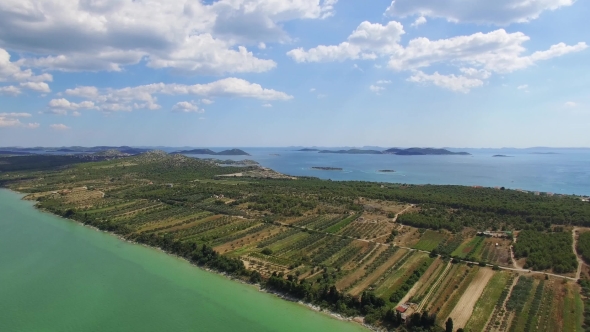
0,0 -> 588,148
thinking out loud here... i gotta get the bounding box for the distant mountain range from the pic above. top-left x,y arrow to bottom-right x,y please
173,148 -> 250,156
299,148 -> 471,156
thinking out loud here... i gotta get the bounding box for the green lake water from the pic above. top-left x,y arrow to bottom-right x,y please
0,189 -> 366,332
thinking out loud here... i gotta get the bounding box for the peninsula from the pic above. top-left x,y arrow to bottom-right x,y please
0,152 -> 586,332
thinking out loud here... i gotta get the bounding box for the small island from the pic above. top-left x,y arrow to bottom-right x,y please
297,148 -> 320,152
311,167 -> 343,171
493,155 -> 513,158
319,149 -> 382,155
378,169 -> 396,173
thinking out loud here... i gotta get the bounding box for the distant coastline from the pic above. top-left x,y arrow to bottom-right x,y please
303,148 -> 471,156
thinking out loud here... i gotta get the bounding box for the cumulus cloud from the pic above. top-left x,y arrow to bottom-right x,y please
48,98 -> 96,112
376,80 -> 392,84
20,81 -> 50,93
565,101 -> 577,107
172,101 -> 203,113
517,84 -> 529,90
0,0 -> 337,74
0,112 -> 38,128
0,48 -> 52,94
408,71 -> 485,93
262,103 -> 272,107
50,124 -> 70,130
289,21 -> 586,92
288,21 -> 405,62
0,85 -> 20,96
57,78 -> 292,113
369,85 -> 386,93
411,16 -> 427,27
385,0 -> 575,25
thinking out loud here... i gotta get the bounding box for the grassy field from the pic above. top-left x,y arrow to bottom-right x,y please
451,236 -> 485,259
413,230 -> 447,251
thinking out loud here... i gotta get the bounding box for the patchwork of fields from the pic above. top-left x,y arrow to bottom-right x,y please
1,152 -> 588,331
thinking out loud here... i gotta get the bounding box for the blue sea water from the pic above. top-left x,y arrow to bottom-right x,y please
185,148 -> 590,196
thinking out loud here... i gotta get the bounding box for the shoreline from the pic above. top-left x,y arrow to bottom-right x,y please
5,187 -> 378,332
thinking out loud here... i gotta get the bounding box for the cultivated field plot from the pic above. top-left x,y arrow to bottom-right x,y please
413,230 -> 447,251
451,235 -> 485,259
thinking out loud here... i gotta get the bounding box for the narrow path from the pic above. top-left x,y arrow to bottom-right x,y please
416,261 -> 452,312
358,244 -> 380,264
573,227 -> 584,280
392,204 -> 414,223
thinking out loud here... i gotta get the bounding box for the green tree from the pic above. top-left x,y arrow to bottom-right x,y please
446,317 -> 453,332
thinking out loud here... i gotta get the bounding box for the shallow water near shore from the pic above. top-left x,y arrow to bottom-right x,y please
0,189 -> 366,332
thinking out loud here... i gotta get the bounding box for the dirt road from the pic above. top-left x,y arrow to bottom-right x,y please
573,227 -> 584,280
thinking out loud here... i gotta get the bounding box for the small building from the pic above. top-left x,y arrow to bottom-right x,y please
396,305 -> 409,313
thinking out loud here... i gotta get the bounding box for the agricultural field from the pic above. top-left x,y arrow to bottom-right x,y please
413,230 -> 447,251
1,152 -> 588,331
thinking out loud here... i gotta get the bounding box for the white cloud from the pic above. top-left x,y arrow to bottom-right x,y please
58,78 -> 292,113
408,71 -> 485,93
0,112 -> 31,118
0,48 -> 52,94
0,49 -> 53,83
411,16 -> 427,27
387,30 -> 586,73
0,112 -> 37,128
289,22 -> 586,92
201,98 -> 214,105
386,0 -> 575,25
517,84 -> 529,90
49,98 -> 96,111
258,42 -> 267,50
287,21 -> 405,62
20,81 -> 50,93
0,85 -> 21,96
565,101 -> 577,107
50,124 -> 70,130
376,80 -> 392,84
262,103 -> 272,107
72,111 -> 81,117
0,0 -> 337,74
172,101 -> 203,113
65,86 -> 100,99
310,88 -> 316,92
369,85 -> 385,93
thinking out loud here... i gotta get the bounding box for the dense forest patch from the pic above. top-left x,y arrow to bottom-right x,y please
513,230 -> 577,273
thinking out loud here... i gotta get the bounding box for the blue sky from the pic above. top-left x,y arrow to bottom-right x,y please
0,0 -> 588,148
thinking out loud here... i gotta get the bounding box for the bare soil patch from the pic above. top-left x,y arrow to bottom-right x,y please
448,268 -> 495,329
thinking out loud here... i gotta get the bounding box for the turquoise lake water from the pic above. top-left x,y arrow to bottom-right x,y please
0,189 -> 366,332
